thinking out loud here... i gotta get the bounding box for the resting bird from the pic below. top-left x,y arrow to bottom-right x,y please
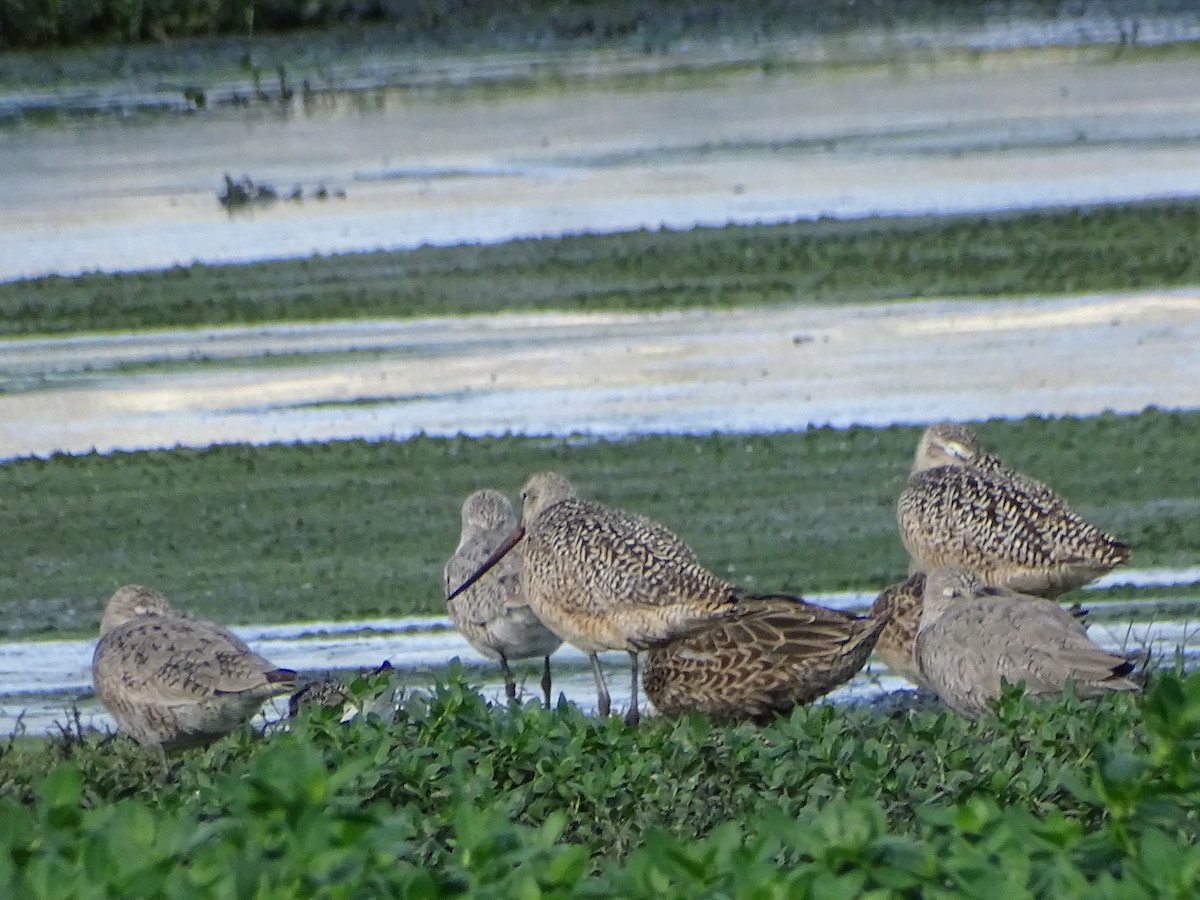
448,471 -> 749,725
869,572 -> 928,688
914,566 -> 1139,719
92,584 -> 296,752
897,422 -> 1129,597
444,488 -> 561,707
643,593 -> 887,721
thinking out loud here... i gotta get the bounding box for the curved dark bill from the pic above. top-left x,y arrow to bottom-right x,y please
447,523 -> 526,600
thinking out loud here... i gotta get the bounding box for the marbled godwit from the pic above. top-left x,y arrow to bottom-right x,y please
869,572 -> 927,688
870,569 -> 1089,689
642,593 -> 887,721
444,488 -> 561,707
897,422 -> 1129,597
914,566 -> 1139,719
447,471 -> 742,725
92,584 -> 297,751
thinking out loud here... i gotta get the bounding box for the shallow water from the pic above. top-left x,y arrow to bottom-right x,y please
5,571 -> 1197,738
3,291 -> 1199,460
4,42 -> 1200,281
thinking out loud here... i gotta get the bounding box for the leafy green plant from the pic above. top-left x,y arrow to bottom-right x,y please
1,669 -> 1199,896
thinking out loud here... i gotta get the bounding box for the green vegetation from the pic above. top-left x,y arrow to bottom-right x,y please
0,0 -> 1186,51
2,408 -> 1196,639
4,200 -> 1200,337
1,666 -> 1198,895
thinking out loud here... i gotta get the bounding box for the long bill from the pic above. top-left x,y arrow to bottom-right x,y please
446,523 -> 526,601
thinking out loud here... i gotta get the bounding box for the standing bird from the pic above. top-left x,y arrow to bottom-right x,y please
447,471 -> 744,725
642,594 -> 887,721
443,488 -> 562,707
869,572 -> 928,688
92,584 -> 297,752
914,566 -> 1139,719
897,422 -> 1129,597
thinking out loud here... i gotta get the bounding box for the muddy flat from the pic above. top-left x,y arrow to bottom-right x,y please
4,48 -> 1200,281
2,290 -> 1197,459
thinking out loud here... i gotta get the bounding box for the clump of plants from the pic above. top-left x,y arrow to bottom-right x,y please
1,666 -> 1198,895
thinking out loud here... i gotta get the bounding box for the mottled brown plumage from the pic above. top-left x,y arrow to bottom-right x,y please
288,661 -> 399,721
447,471 -> 742,724
444,488 -> 561,707
869,572 -> 927,687
92,584 -> 297,751
643,594 -> 887,721
897,422 -> 1129,597
915,566 -> 1139,720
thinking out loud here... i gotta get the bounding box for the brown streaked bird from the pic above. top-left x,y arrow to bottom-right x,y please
447,471 -> 744,725
869,572 -> 928,688
897,422 -> 1129,598
444,488 -> 562,708
288,661 -> 400,722
92,584 -> 297,752
642,594 -> 888,721
914,566 -> 1139,720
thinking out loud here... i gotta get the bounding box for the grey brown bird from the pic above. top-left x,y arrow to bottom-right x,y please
871,569 -> 1090,689
869,572 -> 928,688
92,584 -> 297,752
446,471 -> 744,725
897,422 -> 1129,597
642,594 -> 887,721
444,488 -> 562,707
914,566 -> 1139,719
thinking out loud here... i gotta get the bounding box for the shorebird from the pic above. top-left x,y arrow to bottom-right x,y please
443,488 -> 562,707
447,471 -> 743,725
870,569 -> 1090,690
914,566 -> 1139,719
897,422 -> 1129,597
642,594 -> 887,721
869,572 -> 927,688
92,584 -> 297,752
288,661 -> 400,722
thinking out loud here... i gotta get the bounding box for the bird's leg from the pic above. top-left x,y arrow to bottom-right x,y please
589,653 -> 611,717
541,656 -> 553,710
624,650 -> 641,726
500,654 -> 517,702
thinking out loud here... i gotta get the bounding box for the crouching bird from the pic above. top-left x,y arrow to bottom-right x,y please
92,584 -> 296,752
643,593 -> 888,722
